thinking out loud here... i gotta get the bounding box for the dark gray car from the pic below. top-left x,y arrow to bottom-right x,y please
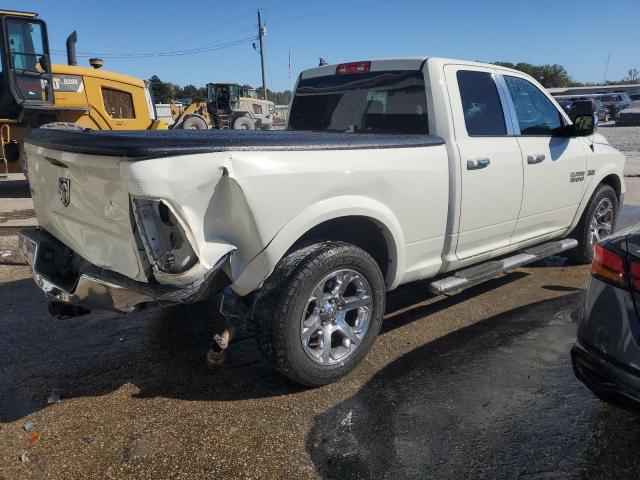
616,101 -> 640,126
572,224 -> 640,412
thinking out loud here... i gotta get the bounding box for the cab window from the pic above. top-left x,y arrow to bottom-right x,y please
6,18 -> 45,72
102,88 -> 135,119
456,70 -> 506,136
504,76 -> 564,135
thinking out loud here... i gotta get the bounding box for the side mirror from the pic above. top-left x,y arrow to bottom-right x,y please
571,114 -> 595,137
38,55 -> 50,73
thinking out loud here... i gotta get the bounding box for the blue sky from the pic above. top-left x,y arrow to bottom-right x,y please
8,0 -> 640,91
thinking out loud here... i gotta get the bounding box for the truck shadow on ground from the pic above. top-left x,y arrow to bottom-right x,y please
0,179 -> 30,199
304,291 -> 640,479
1,270 -> 559,423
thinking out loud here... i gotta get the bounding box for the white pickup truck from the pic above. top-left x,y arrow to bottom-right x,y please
20,57 -> 625,386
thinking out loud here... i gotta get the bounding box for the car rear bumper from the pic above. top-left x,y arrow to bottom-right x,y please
572,342 -> 640,413
19,227 -> 230,313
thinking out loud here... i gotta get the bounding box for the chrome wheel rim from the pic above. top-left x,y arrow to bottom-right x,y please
589,198 -> 614,248
300,269 -> 373,365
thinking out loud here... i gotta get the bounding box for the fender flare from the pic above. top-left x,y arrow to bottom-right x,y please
230,195 -> 406,295
567,164 -> 625,233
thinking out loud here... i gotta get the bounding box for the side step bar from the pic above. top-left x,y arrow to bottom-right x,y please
429,238 -> 578,295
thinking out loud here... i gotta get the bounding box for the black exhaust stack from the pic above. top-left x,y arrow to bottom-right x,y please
66,31 -> 77,66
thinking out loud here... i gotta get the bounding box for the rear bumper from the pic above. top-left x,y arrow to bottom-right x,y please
572,342 -> 640,413
19,227 -> 229,313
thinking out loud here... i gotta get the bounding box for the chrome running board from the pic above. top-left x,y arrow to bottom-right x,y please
429,238 -> 578,295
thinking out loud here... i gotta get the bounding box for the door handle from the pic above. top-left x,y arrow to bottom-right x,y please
467,158 -> 491,170
527,153 -> 546,164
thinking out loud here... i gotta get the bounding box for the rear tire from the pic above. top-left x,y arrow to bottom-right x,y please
254,241 -> 386,386
567,183 -> 618,264
233,116 -> 255,130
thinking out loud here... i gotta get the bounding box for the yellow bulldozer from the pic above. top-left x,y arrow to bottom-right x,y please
0,9 -> 167,175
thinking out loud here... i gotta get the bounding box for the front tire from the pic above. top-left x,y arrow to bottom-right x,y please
233,116 -> 255,130
567,183 -> 618,263
254,241 -> 386,386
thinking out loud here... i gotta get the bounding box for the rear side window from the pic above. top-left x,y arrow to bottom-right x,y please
504,76 -> 563,135
289,70 -> 428,134
456,71 -> 506,136
102,88 -> 135,119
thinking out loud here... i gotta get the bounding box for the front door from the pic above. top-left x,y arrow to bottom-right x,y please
501,74 -> 588,243
445,65 -> 524,260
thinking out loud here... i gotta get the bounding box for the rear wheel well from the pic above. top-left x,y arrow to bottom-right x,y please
290,216 -> 391,281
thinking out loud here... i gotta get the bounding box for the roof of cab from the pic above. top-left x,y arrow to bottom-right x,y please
299,56 -> 527,80
300,57 -> 428,79
0,10 -> 38,17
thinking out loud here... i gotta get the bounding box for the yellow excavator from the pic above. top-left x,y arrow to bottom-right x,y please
0,9 -> 167,175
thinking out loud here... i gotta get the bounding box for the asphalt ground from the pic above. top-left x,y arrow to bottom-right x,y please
0,184 -> 638,479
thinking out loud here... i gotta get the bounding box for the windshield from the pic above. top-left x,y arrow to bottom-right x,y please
227,84 -> 239,99
6,18 -> 46,72
288,70 -> 429,134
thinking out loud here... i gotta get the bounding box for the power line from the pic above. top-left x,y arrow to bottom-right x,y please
50,35 -> 257,59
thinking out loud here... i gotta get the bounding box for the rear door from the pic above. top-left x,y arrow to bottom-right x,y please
501,74 -> 588,243
444,65 -> 524,259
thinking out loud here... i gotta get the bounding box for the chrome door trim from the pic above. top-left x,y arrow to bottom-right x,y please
494,74 -> 521,135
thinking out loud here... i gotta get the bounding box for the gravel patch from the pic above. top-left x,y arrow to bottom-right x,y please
598,124 -> 640,152
597,124 -> 640,176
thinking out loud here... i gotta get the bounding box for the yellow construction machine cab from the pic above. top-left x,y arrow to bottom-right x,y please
207,83 -> 241,115
0,10 -> 54,121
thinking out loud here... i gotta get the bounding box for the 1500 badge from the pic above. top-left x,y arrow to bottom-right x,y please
570,171 -> 585,183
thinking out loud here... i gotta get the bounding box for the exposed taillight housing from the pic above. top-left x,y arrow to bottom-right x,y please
132,198 -> 198,275
335,61 -> 371,75
592,243 -> 640,293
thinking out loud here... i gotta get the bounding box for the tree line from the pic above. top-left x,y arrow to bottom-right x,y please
148,75 -> 291,105
493,63 -> 640,88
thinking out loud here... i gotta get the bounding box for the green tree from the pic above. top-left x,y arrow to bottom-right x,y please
493,62 -> 576,88
177,84 -> 207,102
267,89 -> 291,105
148,75 -> 176,103
625,68 -> 639,83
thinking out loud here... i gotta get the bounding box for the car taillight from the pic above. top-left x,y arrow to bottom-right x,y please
335,61 -> 371,75
592,243 -> 626,287
630,261 -> 640,293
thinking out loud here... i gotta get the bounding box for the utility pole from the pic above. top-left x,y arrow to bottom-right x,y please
257,10 -> 267,101
603,54 -> 610,84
